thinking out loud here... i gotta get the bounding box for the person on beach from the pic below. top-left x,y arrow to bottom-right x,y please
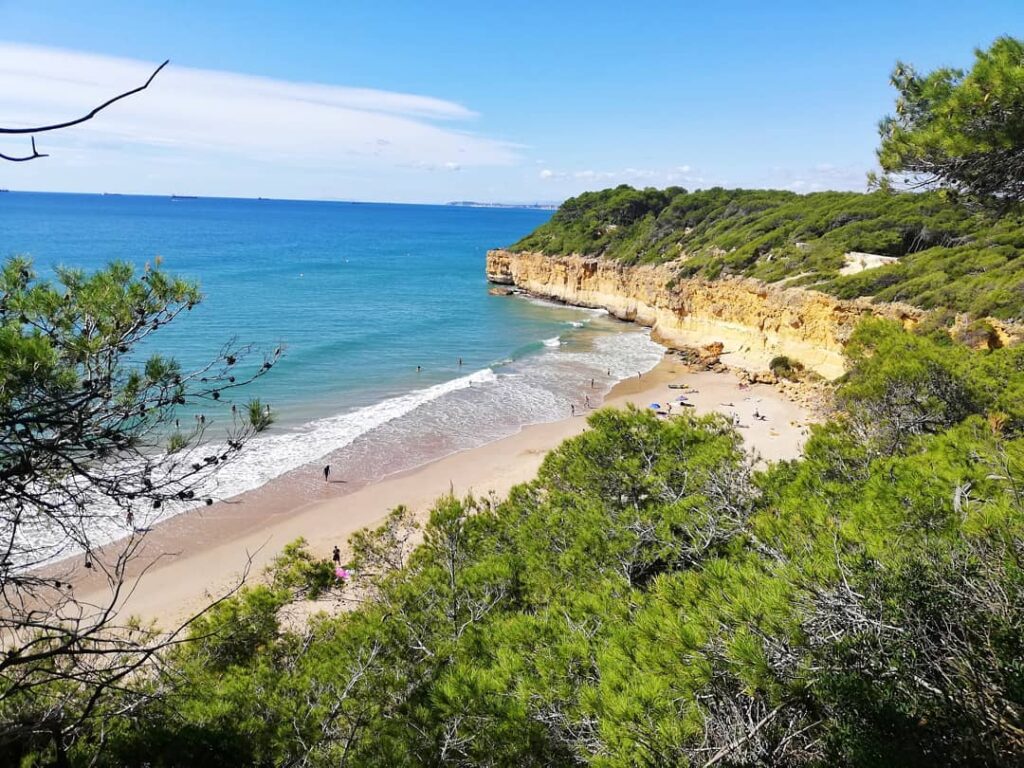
571,404 -> 576,416
323,464 -> 331,482
591,378 -> 595,389
416,365 -> 421,373
332,546 -> 341,565
585,395 -> 591,408
458,357 -> 463,367
637,372 -> 641,380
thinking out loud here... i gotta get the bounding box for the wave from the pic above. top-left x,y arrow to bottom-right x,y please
23,368 -> 500,566
34,326 -> 663,566
176,330 -> 660,500
524,295 -> 609,316
210,367 -> 498,500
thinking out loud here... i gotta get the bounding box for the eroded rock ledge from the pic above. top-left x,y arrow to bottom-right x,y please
487,249 -> 924,380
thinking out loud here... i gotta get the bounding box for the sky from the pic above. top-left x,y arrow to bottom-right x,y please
0,1 -> 1021,203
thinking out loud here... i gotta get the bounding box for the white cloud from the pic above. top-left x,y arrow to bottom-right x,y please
770,163 -> 869,193
538,165 -> 705,188
0,43 -> 520,197
538,161 -> 868,196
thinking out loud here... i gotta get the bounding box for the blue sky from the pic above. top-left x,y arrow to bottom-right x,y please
1,1 -> 1021,202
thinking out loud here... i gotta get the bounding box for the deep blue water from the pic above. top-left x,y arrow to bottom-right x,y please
0,192 -> 662,515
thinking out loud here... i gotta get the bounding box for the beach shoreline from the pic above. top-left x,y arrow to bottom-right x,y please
68,352 -> 812,626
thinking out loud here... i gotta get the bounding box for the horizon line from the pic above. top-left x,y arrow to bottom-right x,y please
0,188 -> 567,209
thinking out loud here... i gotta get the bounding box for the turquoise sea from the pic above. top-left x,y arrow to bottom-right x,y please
0,192 -> 662,519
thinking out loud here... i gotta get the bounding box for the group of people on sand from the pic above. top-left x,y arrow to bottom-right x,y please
718,398 -> 770,428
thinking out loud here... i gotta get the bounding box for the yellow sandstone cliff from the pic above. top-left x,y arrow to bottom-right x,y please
487,249 -> 924,380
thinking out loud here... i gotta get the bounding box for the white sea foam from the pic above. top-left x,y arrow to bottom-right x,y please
24,368 -> 499,566
523,295 -> 608,315
208,367 -> 498,501
33,325 -> 664,566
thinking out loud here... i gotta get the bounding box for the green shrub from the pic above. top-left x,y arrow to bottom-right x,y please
770,354 -> 804,379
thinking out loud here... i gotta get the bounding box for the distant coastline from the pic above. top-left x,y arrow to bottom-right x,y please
446,200 -> 559,210
0,189 -> 561,209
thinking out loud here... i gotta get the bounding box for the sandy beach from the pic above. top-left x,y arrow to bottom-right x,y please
70,353 -> 812,626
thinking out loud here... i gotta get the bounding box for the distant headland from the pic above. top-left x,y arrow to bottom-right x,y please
446,200 -> 559,210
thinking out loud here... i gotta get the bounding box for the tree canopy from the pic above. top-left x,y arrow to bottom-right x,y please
876,36 -> 1024,209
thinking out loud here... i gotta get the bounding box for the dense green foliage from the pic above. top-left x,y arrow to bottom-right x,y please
15,320 -> 1024,766
512,185 -> 1024,320
877,36 -> 1024,208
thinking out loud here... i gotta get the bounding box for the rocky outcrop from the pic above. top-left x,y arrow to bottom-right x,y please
487,249 -> 924,380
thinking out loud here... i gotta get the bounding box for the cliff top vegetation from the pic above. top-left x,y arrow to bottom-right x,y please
511,185 -> 1024,321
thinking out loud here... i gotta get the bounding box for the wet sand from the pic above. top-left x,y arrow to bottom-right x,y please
69,354 -> 812,626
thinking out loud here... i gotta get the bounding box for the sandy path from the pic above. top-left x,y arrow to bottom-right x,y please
68,354 -> 811,626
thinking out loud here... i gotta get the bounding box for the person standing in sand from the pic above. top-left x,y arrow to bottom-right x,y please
332,546 -> 341,564
323,465 -> 331,482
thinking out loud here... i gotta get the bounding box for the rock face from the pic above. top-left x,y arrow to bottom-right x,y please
487,249 -> 924,380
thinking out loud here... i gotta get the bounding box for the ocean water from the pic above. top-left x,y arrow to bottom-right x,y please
0,192 -> 663,549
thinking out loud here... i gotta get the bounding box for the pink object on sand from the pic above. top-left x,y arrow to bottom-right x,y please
335,567 -> 351,581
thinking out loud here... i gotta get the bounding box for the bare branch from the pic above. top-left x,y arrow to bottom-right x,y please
0,60 -> 169,136
0,137 -> 48,162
